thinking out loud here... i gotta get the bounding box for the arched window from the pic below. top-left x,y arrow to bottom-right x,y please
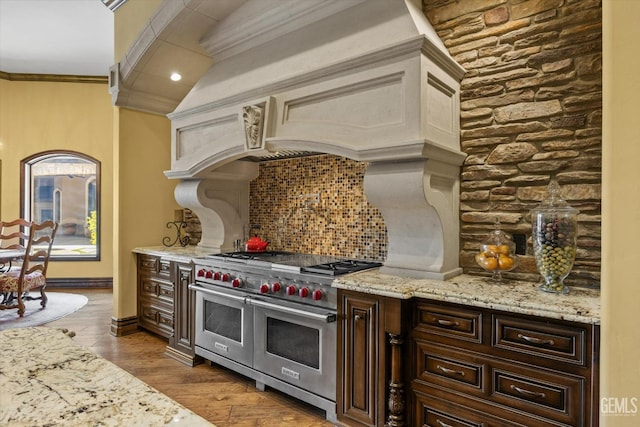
21,151 -> 100,260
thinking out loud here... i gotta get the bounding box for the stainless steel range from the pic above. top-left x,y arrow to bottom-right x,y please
189,251 -> 381,422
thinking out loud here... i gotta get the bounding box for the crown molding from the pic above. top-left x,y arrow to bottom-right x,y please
0,71 -> 108,84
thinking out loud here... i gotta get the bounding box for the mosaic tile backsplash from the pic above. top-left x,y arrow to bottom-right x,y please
249,155 -> 387,261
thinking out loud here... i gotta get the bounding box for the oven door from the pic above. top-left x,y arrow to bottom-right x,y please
191,284 -> 253,367
251,297 -> 337,401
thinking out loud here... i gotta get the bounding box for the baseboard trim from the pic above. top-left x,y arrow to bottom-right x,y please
47,277 -> 113,288
110,316 -> 139,337
165,345 -> 204,367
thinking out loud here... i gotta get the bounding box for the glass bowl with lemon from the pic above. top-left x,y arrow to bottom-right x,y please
475,222 -> 518,282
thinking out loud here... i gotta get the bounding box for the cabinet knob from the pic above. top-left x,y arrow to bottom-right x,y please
354,314 -> 362,321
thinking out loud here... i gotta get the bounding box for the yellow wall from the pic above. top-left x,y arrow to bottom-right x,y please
113,107 -> 177,319
0,78 -> 113,279
111,0 -> 178,320
601,0 -> 640,424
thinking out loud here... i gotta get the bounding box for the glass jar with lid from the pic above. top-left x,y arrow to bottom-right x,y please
475,220 -> 518,282
530,180 -> 578,294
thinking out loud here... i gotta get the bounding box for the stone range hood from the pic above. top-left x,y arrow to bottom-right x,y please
166,0 -> 466,280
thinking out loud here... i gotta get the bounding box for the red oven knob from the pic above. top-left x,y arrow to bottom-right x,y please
222,273 -> 230,282
213,271 -> 221,280
286,285 -> 297,296
205,270 -> 213,279
231,278 -> 242,288
312,289 -> 323,301
197,269 -> 205,277
259,283 -> 270,294
299,287 -> 310,298
271,282 -> 281,293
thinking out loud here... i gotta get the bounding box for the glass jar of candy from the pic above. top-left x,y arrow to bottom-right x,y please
530,180 -> 578,294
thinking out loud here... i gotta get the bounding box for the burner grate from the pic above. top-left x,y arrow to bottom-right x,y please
302,260 -> 382,276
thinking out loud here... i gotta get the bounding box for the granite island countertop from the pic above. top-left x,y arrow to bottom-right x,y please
333,270 -> 600,324
0,327 -> 214,426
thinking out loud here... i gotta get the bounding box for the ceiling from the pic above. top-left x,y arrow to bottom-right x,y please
0,0 -> 248,115
0,0 -> 114,76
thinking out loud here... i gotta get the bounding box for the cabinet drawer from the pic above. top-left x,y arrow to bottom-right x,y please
493,315 -> 586,365
158,281 -> 174,300
139,255 -> 157,272
413,390 -> 520,427
138,255 -> 171,278
414,341 -> 483,393
414,302 -> 482,344
420,404 -> 483,427
157,259 -> 172,278
140,277 -> 174,303
490,365 -> 584,426
139,303 -> 174,338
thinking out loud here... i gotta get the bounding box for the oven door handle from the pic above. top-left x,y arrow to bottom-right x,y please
249,297 -> 337,323
188,284 -> 248,303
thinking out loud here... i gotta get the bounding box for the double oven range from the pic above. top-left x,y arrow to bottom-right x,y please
189,251 -> 381,421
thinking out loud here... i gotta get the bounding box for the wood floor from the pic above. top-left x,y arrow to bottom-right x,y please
44,289 -> 335,427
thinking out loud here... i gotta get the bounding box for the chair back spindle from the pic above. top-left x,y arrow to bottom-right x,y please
0,218 -> 31,251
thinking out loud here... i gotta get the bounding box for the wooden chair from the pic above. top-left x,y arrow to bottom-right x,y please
0,218 -> 31,275
0,220 -> 58,317
0,218 -> 31,249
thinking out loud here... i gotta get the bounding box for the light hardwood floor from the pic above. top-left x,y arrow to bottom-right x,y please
44,289 -> 335,427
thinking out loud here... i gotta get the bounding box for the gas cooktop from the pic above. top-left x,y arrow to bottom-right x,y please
205,251 -> 381,276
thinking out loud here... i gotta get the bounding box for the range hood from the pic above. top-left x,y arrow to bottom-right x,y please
113,0 -> 466,280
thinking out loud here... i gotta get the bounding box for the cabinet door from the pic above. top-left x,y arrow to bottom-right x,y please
338,292 -> 380,427
171,262 -> 198,364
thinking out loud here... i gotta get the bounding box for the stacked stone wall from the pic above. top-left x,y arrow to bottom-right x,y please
424,0 -> 601,287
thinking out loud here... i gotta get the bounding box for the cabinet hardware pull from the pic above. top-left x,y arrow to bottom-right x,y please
354,314 -> 362,321
510,384 -> 546,398
436,318 -> 459,327
436,364 -> 465,376
436,419 -> 453,427
517,333 -> 554,346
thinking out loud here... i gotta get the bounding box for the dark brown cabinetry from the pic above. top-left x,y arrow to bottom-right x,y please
337,289 -> 408,427
337,291 -> 599,427
137,254 -> 174,338
137,254 -> 200,366
410,299 -> 599,427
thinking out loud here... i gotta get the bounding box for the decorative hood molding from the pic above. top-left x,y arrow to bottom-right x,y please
166,0 -> 464,177
122,0 -> 467,279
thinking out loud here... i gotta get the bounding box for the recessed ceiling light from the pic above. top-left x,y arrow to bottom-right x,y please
170,72 -> 182,81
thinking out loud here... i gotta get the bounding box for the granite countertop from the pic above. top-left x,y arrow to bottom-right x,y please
0,327 -> 214,426
333,270 -> 600,325
132,245 -> 211,262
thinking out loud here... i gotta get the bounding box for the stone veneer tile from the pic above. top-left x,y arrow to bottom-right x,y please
425,0 -> 602,288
